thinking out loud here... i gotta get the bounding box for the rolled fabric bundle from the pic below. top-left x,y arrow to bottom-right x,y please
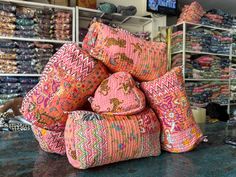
65,108 -> 161,169
82,22 -> 167,81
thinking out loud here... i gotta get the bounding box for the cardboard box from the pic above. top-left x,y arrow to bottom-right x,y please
50,0 -> 68,6
77,0 -> 96,9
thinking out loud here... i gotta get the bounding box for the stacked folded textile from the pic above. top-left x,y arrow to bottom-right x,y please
0,76 -> 38,105
0,40 -> 17,74
54,11 -> 72,41
201,9 -> 233,28
177,1 -> 204,24
34,9 -> 54,39
185,82 -> 230,107
171,54 -> 229,79
0,4 -> 16,37
15,7 -> 36,38
171,29 -> 232,55
34,42 -> 54,74
16,41 -> 37,74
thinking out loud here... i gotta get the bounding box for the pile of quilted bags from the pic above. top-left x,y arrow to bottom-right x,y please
21,22 -> 203,169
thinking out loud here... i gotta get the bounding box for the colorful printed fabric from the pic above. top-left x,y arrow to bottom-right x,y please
141,67 -> 203,153
21,44 -> 109,131
91,72 -> 146,115
82,22 -> 167,81
64,108 -> 161,169
32,125 -> 65,155
177,1 -> 205,24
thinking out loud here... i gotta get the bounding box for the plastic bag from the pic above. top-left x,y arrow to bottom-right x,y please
0,59 -> 17,66
54,17 -> 71,24
15,30 -> 37,38
54,24 -> 71,30
0,15 -> 16,23
16,48 -> 36,55
0,40 -> 15,48
16,54 -> 36,60
16,7 -> 35,19
0,83 -> 21,89
0,29 -> 14,37
55,11 -> 72,19
0,10 -> 15,17
15,41 -> 35,48
35,9 -> 53,15
19,78 -> 38,84
0,93 -> 20,99
0,88 -> 21,94
0,4 -> 16,12
54,30 -> 71,35
34,42 -> 53,49
0,77 -> 18,83
0,53 -> 16,59
0,22 -> 15,30
16,25 -> 35,31
16,19 -> 34,26
0,48 -> 16,54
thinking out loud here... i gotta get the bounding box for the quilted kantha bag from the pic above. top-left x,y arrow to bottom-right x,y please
141,67 -> 203,153
21,43 -> 109,131
64,108 -> 161,169
90,72 -> 146,115
32,125 -> 65,155
82,22 -> 167,81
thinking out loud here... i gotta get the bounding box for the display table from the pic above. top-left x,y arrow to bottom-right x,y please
0,122 -> 236,177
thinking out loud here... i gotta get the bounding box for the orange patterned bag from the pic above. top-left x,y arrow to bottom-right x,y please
21,44 -> 109,131
65,108 -> 161,169
141,67 -> 203,153
82,22 -> 167,81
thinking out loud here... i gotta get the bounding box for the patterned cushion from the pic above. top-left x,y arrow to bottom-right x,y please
21,44 -> 109,131
91,72 -> 146,115
82,22 -> 167,81
141,67 -> 203,153
64,108 -> 161,169
32,125 -> 65,155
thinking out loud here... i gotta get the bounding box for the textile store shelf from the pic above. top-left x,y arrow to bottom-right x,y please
185,78 -> 229,81
171,50 -> 231,57
78,7 -> 152,26
0,36 -> 72,44
0,74 -> 41,77
0,0 -> 73,10
174,22 -> 232,32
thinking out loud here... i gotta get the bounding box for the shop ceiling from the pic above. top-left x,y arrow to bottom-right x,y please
180,0 -> 236,15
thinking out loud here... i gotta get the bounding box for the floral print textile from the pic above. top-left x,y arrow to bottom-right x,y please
141,67 -> 203,153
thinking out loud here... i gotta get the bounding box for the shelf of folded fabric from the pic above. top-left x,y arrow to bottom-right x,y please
0,0 -> 75,42
185,78 -> 229,81
0,36 -> 72,44
0,0 -> 73,10
0,74 -> 41,77
78,7 -> 152,27
174,22 -> 232,32
171,50 -> 231,57
185,81 -> 230,107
